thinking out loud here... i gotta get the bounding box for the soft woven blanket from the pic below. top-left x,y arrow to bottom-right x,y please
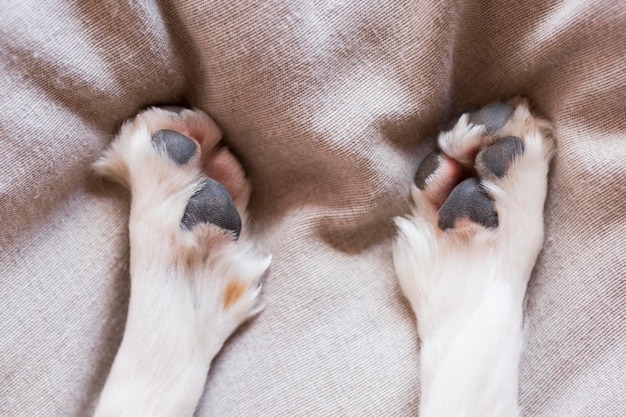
1,1 -> 624,415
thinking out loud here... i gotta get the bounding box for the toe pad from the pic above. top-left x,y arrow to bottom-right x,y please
152,129 -> 197,165
181,178 -> 242,238
468,102 -> 513,134
477,136 -> 524,178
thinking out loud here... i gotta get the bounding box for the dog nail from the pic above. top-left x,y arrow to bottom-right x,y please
468,102 -> 514,134
414,151 -> 441,190
181,178 -> 242,239
477,136 -> 525,178
438,178 -> 498,230
151,129 -> 197,165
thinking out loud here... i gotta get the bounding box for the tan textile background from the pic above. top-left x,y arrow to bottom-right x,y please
0,0 -> 625,415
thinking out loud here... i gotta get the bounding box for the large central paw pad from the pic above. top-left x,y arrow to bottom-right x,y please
181,178 -> 242,237
437,178 -> 498,230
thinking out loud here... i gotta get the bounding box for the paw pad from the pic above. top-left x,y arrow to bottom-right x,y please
467,102 -> 513,134
152,129 -> 197,165
414,151 -> 441,190
411,100 -> 546,233
181,178 -> 242,239
476,136 -> 524,178
437,178 -> 498,230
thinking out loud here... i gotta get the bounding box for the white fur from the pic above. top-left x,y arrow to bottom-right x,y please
437,114 -> 488,167
92,100 -> 554,417
394,99 -> 555,417
93,107 -> 270,417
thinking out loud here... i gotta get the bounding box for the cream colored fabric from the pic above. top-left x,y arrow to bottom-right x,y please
0,1 -> 624,415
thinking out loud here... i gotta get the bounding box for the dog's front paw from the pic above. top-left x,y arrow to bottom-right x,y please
393,98 -> 554,328
93,107 -> 271,416
392,98 -> 555,417
93,106 -> 270,351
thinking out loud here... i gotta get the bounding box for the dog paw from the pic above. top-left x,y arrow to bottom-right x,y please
93,106 -> 270,345
393,98 -> 554,318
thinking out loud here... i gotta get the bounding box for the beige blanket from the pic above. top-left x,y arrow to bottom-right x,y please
1,1 -> 624,415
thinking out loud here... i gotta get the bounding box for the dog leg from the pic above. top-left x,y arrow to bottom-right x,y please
92,107 -> 270,417
394,99 -> 554,417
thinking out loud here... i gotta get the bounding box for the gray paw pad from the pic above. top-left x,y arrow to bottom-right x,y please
438,178 -> 498,230
468,102 -> 514,134
151,129 -> 197,165
477,136 -> 524,178
181,178 -> 242,239
414,151 -> 440,190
